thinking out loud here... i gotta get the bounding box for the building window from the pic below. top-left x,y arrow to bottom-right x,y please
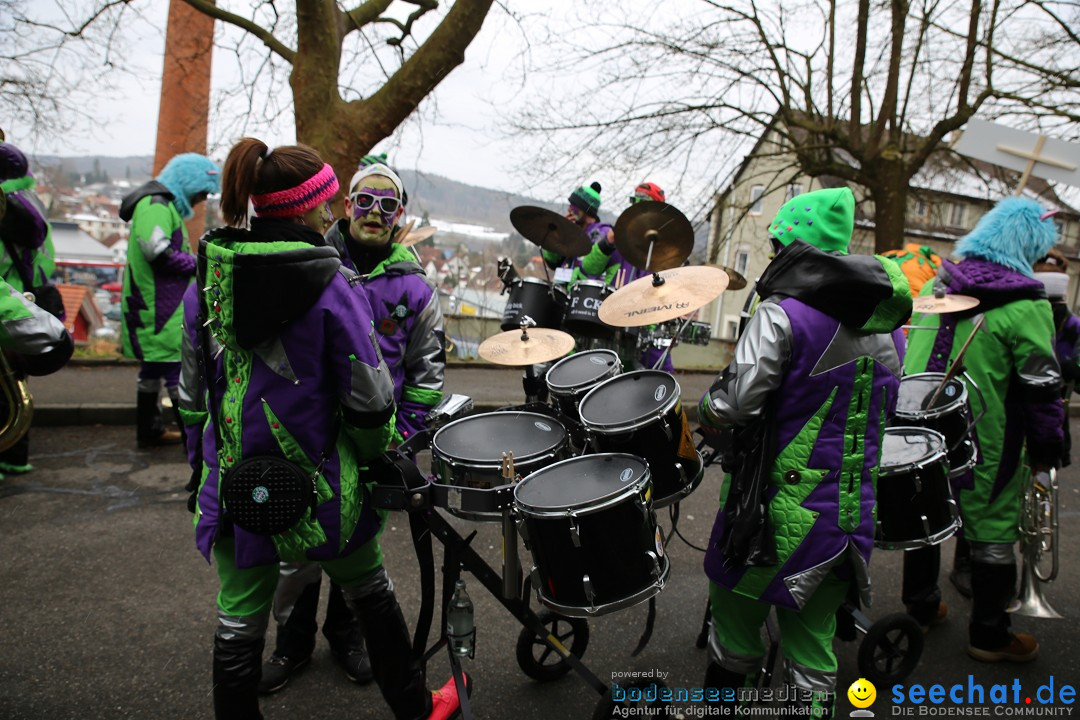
749,185 -> 765,215
950,203 -> 965,227
726,319 -> 739,339
785,183 -> 803,201
735,250 -> 749,277
914,199 -> 928,219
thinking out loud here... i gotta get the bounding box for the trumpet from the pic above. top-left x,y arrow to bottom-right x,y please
1013,469 -> 1062,619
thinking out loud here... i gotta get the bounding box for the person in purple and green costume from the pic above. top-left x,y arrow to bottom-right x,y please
255,161 -> 446,695
698,187 -> 911,717
182,138 -> 465,720
1033,249 -> 1079,466
120,152 -> 221,449
0,137 -> 66,476
902,198 -> 1063,664
543,181 -> 612,284
579,181 -> 676,371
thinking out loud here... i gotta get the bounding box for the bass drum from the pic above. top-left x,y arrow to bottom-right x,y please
515,453 -> 669,617
431,411 -> 569,522
578,370 -> 703,507
875,426 -> 959,550
564,279 -> 614,338
502,277 -> 567,331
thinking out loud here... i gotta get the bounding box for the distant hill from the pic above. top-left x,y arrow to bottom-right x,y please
31,155 -> 154,183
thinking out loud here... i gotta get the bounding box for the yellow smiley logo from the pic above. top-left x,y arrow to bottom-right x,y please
848,678 -> 877,708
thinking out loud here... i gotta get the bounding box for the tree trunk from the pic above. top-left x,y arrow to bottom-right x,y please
869,163 -> 910,255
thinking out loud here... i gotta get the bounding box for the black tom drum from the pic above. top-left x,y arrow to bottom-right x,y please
875,426 -> 959,550
501,277 -> 567,331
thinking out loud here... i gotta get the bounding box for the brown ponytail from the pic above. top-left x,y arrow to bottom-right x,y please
220,138 -> 327,227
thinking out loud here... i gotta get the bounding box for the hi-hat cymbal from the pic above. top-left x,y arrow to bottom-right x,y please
598,265 -> 729,327
478,327 -> 575,366
510,206 -> 591,258
912,294 -> 980,315
613,201 -> 695,272
401,226 -> 438,247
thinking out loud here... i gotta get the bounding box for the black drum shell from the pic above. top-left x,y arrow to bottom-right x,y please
875,427 -> 958,549
545,349 -> 622,420
564,280 -> 613,338
515,454 -> 667,615
501,277 -> 567,331
894,372 -> 976,477
578,370 -> 703,507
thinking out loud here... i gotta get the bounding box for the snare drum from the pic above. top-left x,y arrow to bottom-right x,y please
564,279 -> 614,338
501,277 -> 567,331
545,349 -> 622,420
578,370 -> 703,507
875,426 -> 960,550
515,453 -> 669,617
431,411 -> 569,522
895,372 -> 976,477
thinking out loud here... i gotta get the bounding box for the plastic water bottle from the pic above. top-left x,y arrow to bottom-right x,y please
447,579 -> 475,658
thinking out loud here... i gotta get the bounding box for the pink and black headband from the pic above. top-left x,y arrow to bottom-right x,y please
251,163 -> 339,218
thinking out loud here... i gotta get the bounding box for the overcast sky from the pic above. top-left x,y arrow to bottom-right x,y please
10,0 -> 704,212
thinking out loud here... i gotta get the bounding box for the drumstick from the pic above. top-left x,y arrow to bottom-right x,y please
928,315 -> 985,408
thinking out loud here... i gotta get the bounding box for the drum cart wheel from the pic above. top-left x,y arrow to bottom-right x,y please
857,612 -> 923,686
591,679 -> 677,720
515,610 -> 590,681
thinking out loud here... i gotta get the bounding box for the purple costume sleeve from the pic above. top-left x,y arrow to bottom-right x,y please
152,247 -> 197,276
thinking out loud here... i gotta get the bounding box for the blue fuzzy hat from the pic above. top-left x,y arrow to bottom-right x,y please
156,153 -> 221,219
954,197 -> 1059,277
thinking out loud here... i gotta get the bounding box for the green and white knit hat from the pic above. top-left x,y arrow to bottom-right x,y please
769,187 -> 855,254
569,182 -> 602,216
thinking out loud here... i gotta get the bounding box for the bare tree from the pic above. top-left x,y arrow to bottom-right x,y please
0,0 -> 146,145
181,0 -> 497,194
4,1 -> 498,200
515,0 -> 1079,253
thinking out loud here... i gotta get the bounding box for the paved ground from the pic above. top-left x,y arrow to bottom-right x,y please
1,417 -> 1078,718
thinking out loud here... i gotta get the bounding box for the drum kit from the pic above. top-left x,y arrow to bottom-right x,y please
499,202 -> 742,365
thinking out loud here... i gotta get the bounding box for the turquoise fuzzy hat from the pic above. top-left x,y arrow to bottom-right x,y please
769,187 -> 855,254
954,197 -> 1058,277
156,153 -> 221,220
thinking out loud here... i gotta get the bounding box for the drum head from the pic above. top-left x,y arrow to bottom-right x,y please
432,411 -> 566,464
880,427 -> 946,473
546,350 -> 620,393
897,373 -> 966,416
579,370 -> 679,430
515,453 -> 649,512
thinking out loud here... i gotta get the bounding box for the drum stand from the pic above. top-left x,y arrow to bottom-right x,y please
371,445 -> 611,718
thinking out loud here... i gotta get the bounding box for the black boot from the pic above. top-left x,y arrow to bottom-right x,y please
325,581 -> 373,684
259,577 -> 320,694
345,569 -> 430,720
969,561 -> 1016,651
137,390 -> 181,448
213,632 -> 265,720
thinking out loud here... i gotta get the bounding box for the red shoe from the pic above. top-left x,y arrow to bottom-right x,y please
428,673 -> 472,720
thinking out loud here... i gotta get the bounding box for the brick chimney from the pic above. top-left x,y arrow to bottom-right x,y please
152,0 -> 214,242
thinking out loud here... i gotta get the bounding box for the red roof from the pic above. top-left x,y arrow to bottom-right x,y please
57,284 -> 104,337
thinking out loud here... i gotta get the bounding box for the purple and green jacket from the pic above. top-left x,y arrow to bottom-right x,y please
181,219 -> 396,569
0,176 -> 61,320
119,182 -> 195,363
542,220 -> 612,283
905,258 -> 1063,543
326,220 -> 445,443
699,241 -> 911,610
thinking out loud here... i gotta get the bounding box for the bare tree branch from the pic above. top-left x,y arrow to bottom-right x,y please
181,0 -> 296,63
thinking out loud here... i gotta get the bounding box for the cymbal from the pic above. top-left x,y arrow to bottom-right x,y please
613,201 -> 694,272
912,294 -> 980,315
598,265 -> 729,327
510,206 -> 591,258
719,265 -> 748,291
401,226 -> 438,247
478,327 -> 575,366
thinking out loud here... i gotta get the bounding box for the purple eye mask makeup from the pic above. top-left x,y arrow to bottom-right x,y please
352,186 -> 399,226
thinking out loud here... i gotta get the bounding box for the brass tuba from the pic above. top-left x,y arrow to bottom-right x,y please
1013,469 -> 1062,619
0,350 -> 33,453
